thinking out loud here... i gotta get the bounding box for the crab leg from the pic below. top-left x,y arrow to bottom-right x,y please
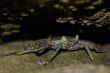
17,46 -> 49,55
85,47 -> 93,61
1,45 -> 49,57
0,50 -> 21,57
49,48 -> 61,62
94,46 -> 105,53
72,35 -> 79,46
37,48 -> 61,66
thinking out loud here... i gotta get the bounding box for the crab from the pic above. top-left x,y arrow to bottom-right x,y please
0,35 -> 103,65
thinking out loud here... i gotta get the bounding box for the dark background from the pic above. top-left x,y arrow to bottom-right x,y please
0,0 -> 110,44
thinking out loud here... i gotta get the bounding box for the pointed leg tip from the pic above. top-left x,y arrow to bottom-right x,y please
91,58 -> 94,62
37,60 -> 49,66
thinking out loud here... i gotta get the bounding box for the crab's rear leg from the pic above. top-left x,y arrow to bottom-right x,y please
85,47 -> 94,61
0,48 -> 44,57
16,46 -> 49,55
0,50 -> 21,57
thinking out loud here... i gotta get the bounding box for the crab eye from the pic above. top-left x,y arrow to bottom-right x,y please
74,35 -> 79,41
